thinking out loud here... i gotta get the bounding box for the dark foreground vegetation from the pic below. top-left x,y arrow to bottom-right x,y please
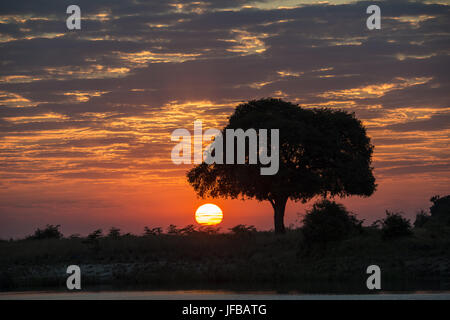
0,195 -> 449,293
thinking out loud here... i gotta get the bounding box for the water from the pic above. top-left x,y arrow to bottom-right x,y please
1,289 -> 450,300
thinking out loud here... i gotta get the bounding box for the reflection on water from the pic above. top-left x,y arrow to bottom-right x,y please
1,279 -> 450,299
1,289 -> 450,300
92,279 -> 450,295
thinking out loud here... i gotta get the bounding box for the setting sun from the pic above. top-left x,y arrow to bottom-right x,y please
195,204 -> 223,226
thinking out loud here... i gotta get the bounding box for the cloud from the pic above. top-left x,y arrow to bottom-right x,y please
384,112 -> 450,131
0,0 -> 449,236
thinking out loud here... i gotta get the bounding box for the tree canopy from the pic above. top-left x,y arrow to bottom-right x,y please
187,98 -> 376,233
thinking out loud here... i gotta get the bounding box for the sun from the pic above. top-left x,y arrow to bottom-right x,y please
195,203 -> 223,226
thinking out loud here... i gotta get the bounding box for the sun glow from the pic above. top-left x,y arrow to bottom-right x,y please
195,204 -> 223,226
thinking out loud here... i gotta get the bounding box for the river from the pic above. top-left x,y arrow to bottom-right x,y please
1,290 -> 450,300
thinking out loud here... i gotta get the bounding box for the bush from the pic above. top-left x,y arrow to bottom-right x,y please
229,224 -> 257,235
27,224 -> 63,240
376,211 -> 412,239
108,227 -> 121,238
414,210 -> 430,228
143,226 -> 162,236
179,225 -> 197,235
198,226 -> 220,235
301,200 -> 362,244
166,224 -> 180,235
84,229 -> 103,244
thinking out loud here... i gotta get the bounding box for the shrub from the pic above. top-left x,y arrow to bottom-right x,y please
85,229 -> 103,243
198,226 -> 220,235
27,224 -> 63,240
143,226 -> 162,236
301,200 -> 362,244
179,225 -> 197,235
167,224 -> 180,235
229,224 -> 257,235
377,211 -> 412,239
414,210 -> 430,228
108,227 -> 121,238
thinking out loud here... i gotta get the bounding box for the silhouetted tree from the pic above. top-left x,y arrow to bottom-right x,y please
179,224 -> 197,235
198,226 -> 220,235
143,226 -> 162,236
86,229 -> 103,242
27,224 -> 63,240
229,224 -> 257,235
187,98 -> 376,233
376,211 -> 412,240
430,195 -> 450,225
108,227 -> 121,238
167,224 -> 180,235
302,200 -> 362,244
83,229 -> 103,252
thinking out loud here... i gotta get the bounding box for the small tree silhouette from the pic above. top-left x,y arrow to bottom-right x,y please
143,226 -> 162,236
167,224 -> 180,235
108,227 -> 121,238
28,224 -> 63,240
198,226 -> 220,235
229,224 -> 257,235
376,211 -> 412,240
83,229 -> 103,252
86,229 -> 103,242
179,225 -> 197,235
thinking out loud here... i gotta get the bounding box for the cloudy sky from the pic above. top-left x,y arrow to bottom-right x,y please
0,0 -> 449,237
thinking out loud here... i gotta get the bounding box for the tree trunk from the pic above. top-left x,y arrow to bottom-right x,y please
272,197 -> 288,234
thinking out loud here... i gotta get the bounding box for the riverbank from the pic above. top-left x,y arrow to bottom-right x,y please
1,228 -> 450,292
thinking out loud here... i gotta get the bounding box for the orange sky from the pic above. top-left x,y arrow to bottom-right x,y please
0,0 -> 449,237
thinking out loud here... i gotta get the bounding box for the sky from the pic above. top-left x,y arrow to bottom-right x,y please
0,0 -> 449,238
